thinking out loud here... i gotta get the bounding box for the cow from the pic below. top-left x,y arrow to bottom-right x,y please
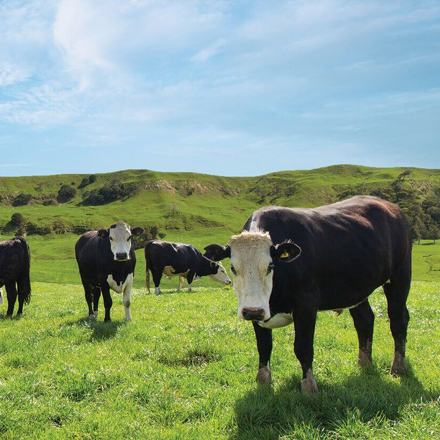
0,237 -> 31,317
75,221 -> 144,322
203,244 -> 230,262
144,240 -> 232,295
206,196 -> 412,393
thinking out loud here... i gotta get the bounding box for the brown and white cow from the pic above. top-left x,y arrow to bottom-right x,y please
207,196 -> 412,393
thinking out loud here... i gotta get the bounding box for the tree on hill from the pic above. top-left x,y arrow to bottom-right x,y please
57,184 -> 77,203
12,193 -> 32,206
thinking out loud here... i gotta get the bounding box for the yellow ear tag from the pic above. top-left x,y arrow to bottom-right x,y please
280,251 -> 290,259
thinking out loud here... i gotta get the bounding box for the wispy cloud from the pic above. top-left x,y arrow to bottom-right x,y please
0,0 -> 439,175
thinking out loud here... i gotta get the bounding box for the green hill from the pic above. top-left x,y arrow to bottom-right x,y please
1,164 -> 440,234
1,164 -> 440,285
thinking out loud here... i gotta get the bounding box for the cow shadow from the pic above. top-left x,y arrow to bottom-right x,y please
62,317 -> 126,341
231,363 -> 438,440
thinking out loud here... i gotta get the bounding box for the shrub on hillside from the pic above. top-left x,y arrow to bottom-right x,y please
78,174 -> 97,189
13,193 -> 32,206
26,222 -> 52,235
82,181 -> 138,205
131,225 -> 166,250
57,185 -> 77,203
10,212 -> 25,227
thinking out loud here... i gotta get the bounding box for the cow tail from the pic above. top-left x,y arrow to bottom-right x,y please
17,237 -> 31,304
144,241 -> 152,294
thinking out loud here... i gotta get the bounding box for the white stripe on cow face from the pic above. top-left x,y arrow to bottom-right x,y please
209,262 -> 232,285
229,231 -> 274,321
109,221 -> 132,261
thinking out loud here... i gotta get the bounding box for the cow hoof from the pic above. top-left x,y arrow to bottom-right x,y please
391,354 -> 407,377
301,370 -> 318,394
256,366 -> 271,385
358,350 -> 372,368
88,313 -> 96,320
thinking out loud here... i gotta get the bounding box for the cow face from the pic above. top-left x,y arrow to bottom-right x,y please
209,261 -> 232,285
229,231 -> 301,321
99,222 -> 144,261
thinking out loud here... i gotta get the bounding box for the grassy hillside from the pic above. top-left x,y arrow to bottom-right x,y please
1,166 -> 440,439
1,164 -> 440,286
0,282 -> 439,438
1,164 -> 440,237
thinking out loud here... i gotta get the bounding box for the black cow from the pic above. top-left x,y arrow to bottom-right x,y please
75,221 -> 144,322
203,244 -> 230,262
145,240 -> 231,295
206,196 -> 412,393
0,237 -> 31,317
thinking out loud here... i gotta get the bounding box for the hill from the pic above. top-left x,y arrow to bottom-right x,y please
1,164 -> 440,238
1,164 -> 440,285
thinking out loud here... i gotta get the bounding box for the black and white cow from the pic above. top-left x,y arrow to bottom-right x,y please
206,196 -> 412,393
0,237 -> 31,317
75,221 -> 144,322
145,240 -> 231,295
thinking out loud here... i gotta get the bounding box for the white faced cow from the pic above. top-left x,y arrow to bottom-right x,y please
207,196 -> 412,393
145,240 -> 231,295
75,221 -> 144,322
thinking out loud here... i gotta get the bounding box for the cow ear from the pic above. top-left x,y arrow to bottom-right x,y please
271,241 -> 301,262
98,229 -> 109,238
131,227 -> 144,236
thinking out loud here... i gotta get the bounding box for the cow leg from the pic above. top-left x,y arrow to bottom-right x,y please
253,322 -> 273,384
293,308 -> 318,393
16,283 -> 25,316
123,274 -> 134,321
384,261 -> 411,376
152,269 -> 163,295
93,287 -> 101,318
82,281 -> 95,318
5,282 -> 18,317
187,271 -> 196,292
349,299 -> 375,368
101,283 -> 113,322
177,275 -> 183,292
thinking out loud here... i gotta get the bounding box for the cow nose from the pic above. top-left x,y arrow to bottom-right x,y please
242,307 -> 265,321
116,252 -> 128,261
225,279 -> 232,285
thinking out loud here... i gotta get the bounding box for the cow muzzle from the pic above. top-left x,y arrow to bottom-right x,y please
241,307 -> 266,321
115,252 -> 129,261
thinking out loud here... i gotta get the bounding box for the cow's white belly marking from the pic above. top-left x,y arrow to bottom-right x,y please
106,273 -> 132,293
258,313 -> 293,329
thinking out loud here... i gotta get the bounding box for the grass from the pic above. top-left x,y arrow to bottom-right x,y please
1,165 -> 440,438
0,280 -> 439,439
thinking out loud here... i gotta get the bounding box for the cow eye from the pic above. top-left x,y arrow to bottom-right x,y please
267,262 -> 275,275
127,235 -> 132,241
109,236 -> 113,241
230,265 -> 237,275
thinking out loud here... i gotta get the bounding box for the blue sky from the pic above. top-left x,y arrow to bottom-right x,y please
0,0 -> 439,176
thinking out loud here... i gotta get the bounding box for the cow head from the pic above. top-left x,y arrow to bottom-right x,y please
203,244 -> 231,261
208,260 -> 232,285
98,221 -> 144,261
229,231 -> 301,321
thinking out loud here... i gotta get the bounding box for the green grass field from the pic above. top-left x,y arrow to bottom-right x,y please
1,280 -> 439,439
1,240 -> 440,438
1,165 -> 440,438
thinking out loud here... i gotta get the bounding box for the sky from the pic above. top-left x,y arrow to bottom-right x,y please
0,0 -> 439,177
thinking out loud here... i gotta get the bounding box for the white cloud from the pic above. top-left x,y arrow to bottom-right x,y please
0,63 -> 29,86
191,39 -> 226,63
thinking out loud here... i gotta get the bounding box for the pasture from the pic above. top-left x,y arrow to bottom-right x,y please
1,237 -> 440,439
